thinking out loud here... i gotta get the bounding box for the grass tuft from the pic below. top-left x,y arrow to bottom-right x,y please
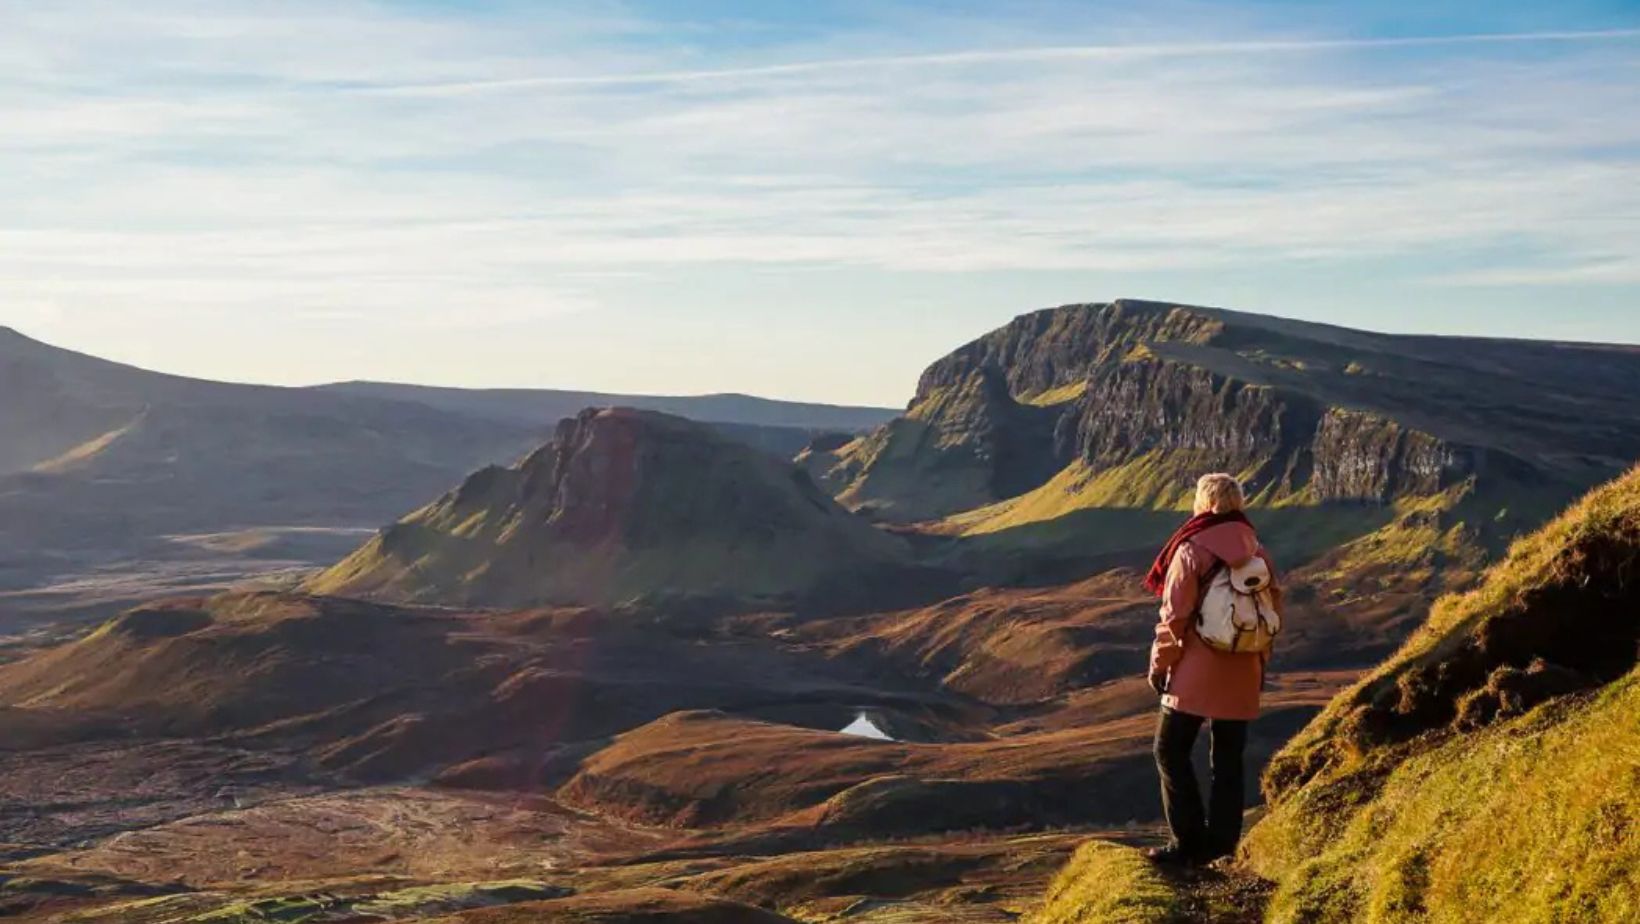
1243,465 -> 1640,923
1028,842 -> 1183,924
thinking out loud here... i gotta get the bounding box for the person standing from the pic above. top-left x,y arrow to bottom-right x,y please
1144,473 -> 1281,865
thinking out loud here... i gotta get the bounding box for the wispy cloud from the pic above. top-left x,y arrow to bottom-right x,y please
357,27 -> 1640,96
1,1 -> 1638,397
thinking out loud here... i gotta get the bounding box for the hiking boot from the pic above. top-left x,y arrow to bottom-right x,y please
1145,844 -> 1204,867
1198,845 -> 1237,865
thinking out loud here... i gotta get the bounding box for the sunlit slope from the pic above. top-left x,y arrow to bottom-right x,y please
310,408 -> 910,608
1238,465 -> 1640,922
1022,466 -> 1639,923
814,301 -> 1640,546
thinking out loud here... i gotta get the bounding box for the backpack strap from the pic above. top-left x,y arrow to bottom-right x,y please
1192,546 -> 1227,626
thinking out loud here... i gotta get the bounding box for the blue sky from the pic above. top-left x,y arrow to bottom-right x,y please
3,1 -> 1638,404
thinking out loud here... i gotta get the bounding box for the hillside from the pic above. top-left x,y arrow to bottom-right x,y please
815,300 -> 1640,552
0,327 -> 533,481
1240,464 -> 1640,922
0,328 -> 889,624
1029,465 -> 1640,923
309,408 -> 913,608
0,327 -> 542,601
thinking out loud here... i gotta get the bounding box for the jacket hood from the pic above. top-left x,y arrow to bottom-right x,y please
1190,520 -> 1260,566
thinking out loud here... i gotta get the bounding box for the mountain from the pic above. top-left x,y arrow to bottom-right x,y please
0,327 -> 523,481
804,299 -> 1640,651
0,327 -> 537,575
313,381 -> 897,433
0,328 -> 887,612
308,408 -> 913,608
816,299 -> 1640,528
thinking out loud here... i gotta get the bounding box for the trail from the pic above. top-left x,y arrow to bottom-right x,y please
1162,862 -> 1274,924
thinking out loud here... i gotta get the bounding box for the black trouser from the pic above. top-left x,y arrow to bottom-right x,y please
1154,706 -> 1248,857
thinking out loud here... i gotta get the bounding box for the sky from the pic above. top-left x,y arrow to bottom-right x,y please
3,1 -> 1639,406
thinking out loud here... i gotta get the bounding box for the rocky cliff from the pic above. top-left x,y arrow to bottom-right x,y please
817,300 -> 1640,523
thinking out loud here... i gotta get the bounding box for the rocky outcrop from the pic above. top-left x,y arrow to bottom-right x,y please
916,302 -> 1222,400
828,367 -> 1062,521
1061,356 -> 1319,496
1311,408 -> 1463,501
309,408 -> 910,607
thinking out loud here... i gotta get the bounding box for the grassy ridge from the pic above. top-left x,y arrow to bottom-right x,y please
1241,465 -> 1640,922
1028,842 -> 1183,924
1249,670 -> 1639,923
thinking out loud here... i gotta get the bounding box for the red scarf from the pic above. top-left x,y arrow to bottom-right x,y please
1144,510 -> 1252,597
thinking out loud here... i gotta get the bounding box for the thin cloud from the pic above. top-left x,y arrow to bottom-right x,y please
2,1 -> 1638,398
356,27 -> 1640,97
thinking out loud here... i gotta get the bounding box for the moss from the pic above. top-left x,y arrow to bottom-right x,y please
1028,842 -> 1183,924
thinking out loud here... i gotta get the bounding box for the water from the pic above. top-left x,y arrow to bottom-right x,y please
840,712 -> 893,740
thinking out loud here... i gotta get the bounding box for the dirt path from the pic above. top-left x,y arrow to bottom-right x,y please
1161,861 -> 1274,923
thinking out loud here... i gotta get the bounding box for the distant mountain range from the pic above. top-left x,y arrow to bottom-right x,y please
313,381 -> 897,433
295,298 -> 1640,620
0,326 -> 894,593
791,301 -> 1640,612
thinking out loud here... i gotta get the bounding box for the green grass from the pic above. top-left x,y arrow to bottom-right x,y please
1027,842 -> 1183,924
1019,380 -> 1091,407
1252,671 -> 1639,923
1243,465 -> 1640,923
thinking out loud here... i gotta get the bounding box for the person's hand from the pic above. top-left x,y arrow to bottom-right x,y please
1148,672 -> 1168,696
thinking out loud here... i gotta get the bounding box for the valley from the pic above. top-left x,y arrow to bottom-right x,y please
1,300 -> 1636,922
0,327 -> 893,637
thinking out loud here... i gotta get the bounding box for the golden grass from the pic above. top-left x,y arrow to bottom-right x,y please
942,455 -> 1197,537
1242,465 -> 1640,923
1252,671 -> 1640,923
1261,466 -> 1640,796
1027,842 -> 1182,924
1020,380 -> 1091,407
29,412 -> 146,473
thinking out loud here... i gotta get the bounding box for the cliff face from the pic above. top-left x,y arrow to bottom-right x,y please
309,408 -> 909,608
1063,357 -> 1315,497
915,302 -> 1223,400
819,299 -> 1640,522
828,367 -> 1061,520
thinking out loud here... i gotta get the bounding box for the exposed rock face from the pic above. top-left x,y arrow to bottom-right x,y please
829,367 -> 1061,520
1311,408 -> 1462,501
916,302 -> 1223,399
817,300 -> 1640,520
309,408 -> 909,607
1063,358 -> 1317,498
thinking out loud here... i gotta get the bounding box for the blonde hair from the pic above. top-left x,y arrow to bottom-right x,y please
1194,473 -> 1246,515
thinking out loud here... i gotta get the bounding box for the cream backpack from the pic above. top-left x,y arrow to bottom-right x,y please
1196,556 -> 1281,654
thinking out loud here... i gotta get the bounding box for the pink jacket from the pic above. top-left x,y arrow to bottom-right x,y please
1148,521 -> 1277,721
